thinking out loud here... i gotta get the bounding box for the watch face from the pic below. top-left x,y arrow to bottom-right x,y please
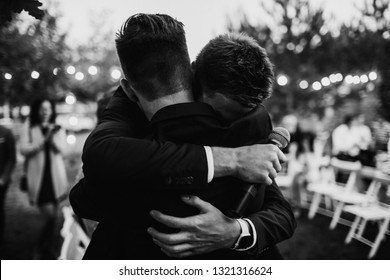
238,235 -> 252,249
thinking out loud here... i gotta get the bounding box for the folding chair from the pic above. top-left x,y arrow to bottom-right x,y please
329,167 -> 382,229
307,158 -> 361,219
344,173 -> 390,259
58,206 -> 91,260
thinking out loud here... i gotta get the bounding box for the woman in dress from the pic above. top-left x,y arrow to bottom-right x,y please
20,98 -> 68,259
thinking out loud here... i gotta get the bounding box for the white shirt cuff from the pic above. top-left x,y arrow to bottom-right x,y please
243,218 -> 257,251
204,146 -> 214,183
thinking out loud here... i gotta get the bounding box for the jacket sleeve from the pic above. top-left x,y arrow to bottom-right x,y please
71,89 -> 209,221
246,182 -> 296,255
81,119 -> 209,191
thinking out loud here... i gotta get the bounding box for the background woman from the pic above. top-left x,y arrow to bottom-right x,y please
20,98 -> 68,259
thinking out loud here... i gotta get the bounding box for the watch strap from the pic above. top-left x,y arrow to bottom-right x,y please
231,218 -> 251,250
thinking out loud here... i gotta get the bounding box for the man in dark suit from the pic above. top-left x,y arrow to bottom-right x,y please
70,14 -> 294,259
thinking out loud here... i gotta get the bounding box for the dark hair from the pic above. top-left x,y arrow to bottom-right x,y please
343,114 -> 354,125
29,98 -> 57,127
115,13 -> 192,101
195,33 -> 274,108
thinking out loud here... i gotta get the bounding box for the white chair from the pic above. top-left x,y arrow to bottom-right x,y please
307,158 -> 361,219
344,173 -> 390,259
329,167 -> 382,229
58,206 -> 91,260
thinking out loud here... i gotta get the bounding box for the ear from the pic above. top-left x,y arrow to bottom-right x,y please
120,79 -> 138,103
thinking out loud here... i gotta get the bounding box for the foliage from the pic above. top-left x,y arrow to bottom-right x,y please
0,10 -> 70,105
65,11 -> 121,101
0,5 -> 120,105
228,0 -> 390,122
0,0 -> 44,26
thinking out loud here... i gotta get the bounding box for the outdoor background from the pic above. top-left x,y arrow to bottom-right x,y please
1,0 -> 390,260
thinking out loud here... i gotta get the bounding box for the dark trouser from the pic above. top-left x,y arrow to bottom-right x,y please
0,184 -> 9,252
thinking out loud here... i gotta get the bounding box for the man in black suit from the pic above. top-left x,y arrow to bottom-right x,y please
70,14 -> 294,259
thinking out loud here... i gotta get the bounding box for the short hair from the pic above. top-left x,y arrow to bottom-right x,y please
29,97 -> 57,127
194,33 -> 274,108
115,13 -> 192,101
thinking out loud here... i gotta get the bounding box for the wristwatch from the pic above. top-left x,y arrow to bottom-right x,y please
231,219 -> 253,251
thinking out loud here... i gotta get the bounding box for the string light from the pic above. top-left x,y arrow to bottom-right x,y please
312,81 -> 322,91
321,77 -> 331,86
65,95 -> 76,105
360,74 -> 369,83
369,71 -> 377,80
345,75 -> 354,84
66,66 -> 76,75
277,75 -> 288,86
88,66 -> 98,75
31,71 -> 40,79
299,80 -> 309,89
111,69 -> 122,80
329,74 -> 338,83
75,72 -> 85,81
353,75 -> 361,85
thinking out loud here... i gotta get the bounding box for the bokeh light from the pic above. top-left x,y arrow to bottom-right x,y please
277,75 -> 288,86
75,72 -> 85,81
31,71 -> 40,79
111,69 -> 122,80
69,116 -> 78,126
299,80 -> 309,89
66,65 -> 76,75
4,73 -> 12,80
360,74 -> 369,83
312,81 -> 322,91
369,71 -> 377,80
66,134 -> 76,145
88,66 -> 98,75
321,77 -> 331,86
65,95 -> 76,105
345,75 -> 354,84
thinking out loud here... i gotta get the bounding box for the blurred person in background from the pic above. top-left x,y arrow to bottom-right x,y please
0,124 -> 16,255
371,116 -> 390,153
20,98 -> 68,259
332,114 -> 360,162
352,114 -> 375,167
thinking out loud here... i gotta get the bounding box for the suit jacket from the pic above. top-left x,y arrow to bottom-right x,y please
71,87 -> 296,259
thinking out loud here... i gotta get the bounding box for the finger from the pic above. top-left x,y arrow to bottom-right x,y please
268,168 -> 277,180
150,210 -> 191,229
273,153 -> 282,173
152,237 -> 193,255
160,247 -> 195,259
264,175 -> 273,185
181,195 -> 213,213
147,227 -> 188,245
277,148 -> 287,164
